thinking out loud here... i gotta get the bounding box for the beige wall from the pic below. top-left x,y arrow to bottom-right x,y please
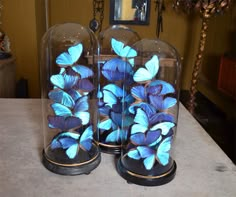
2,0 -> 233,98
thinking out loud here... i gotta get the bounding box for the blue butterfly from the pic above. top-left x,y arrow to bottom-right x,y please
149,95 -> 177,111
131,108 -> 175,135
133,55 -> 159,83
78,125 -> 94,151
98,118 -> 116,134
51,131 -> 80,159
48,116 -> 82,131
74,78 -> 94,95
50,73 -> 78,90
56,43 -> 83,67
111,38 -> 137,66
71,65 -> 94,78
102,58 -> 133,82
48,89 -> 75,108
128,136 -> 172,170
50,96 -> 90,125
130,130 -> 161,147
105,129 -> 126,143
147,80 -> 175,95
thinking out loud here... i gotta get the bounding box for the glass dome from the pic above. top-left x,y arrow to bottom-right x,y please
40,23 -> 101,175
117,39 -> 182,186
97,25 -> 140,154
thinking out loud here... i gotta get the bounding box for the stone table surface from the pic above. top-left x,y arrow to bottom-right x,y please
0,99 -> 235,197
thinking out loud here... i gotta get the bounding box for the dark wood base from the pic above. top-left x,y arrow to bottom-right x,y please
116,158 -> 177,186
42,150 -> 101,176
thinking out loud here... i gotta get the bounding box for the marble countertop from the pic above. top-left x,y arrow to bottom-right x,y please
0,99 -> 235,197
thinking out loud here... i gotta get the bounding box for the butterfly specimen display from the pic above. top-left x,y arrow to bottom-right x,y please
124,54 -> 177,171
46,42 -> 97,161
98,38 -> 136,153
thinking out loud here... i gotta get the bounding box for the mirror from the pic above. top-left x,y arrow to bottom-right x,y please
110,0 -> 150,25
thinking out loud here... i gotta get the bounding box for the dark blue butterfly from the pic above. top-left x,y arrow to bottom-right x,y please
51,131 -> 80,159
48,89 -> 75,108
48,115 -> 82,131
133,55 -> 159,83
74,78 -> 94,95
147,80 -> 175,95
130,130 -> 161,147
56,43 -> 83,67
102,58 -> 133,82
149,95 -> 177,111
71,65 -> 94,78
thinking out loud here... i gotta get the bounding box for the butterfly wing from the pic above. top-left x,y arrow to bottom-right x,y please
133,67 -> 153,83
145,55 -> 159,77
48,89 -> 75,108
105,129 -> 126,143
50,74 -> 65,89
103,89 -> 117,107
157,137 -> 172,166
130,133 -> 145,145
127,149 -> 141,160
103,84 -> 123,98
149,80 -> 175,95
66,143 -> 79,159
56,43 -> 83,67
48,116 -> 82,130
151,122 -> 175,135
51,103 -> 72,117
79,126 -> 93,151
72,65 -> 94,78
111,38 -> 124,56
131,85 -> 146,101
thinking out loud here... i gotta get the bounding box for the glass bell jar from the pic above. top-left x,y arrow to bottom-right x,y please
40,23 -> 101,175
97,25 -> 140,154
117,39 -> 181,186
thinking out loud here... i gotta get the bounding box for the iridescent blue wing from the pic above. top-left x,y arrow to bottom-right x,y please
111,38 -> 137,58
51,74 -> 78,90
130,133 -> 145,145
134,108 -> 149,127
105,129 -> 126,143
156,137 -> 172,166
74,96 -> 89,112
75,79 -> 94,93
98,106 -> 110,116
131,108 -> 149,134
129,102 -> 156,116
149,95 -> 177,110
74,96 -> 90,125
137,146 -> 154,158
48,89 -> 75,108
149,112 -> 175,125
145,130 -> 162,146
66,144 -> 79,159
127,149 -> 141,160
133,55 -> 159,83
50,74 -> 64,89
98,118 -> 113,133
143,154 -> 156,170
56,43 -> 83,67
149,80 -> 175,95
102,58 -> 126,81
131,85 -> 146,101
103,84 -> 123,97
72,65 -> 94,78
48,116 -> 82,130
51,103 -> 72,117
67,89 -> 82,101
103,89 -> 117,107
79,126 -> 93,151
110,111 -> 122,127
146,83 -> 162,95
151,122 -> 175,135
